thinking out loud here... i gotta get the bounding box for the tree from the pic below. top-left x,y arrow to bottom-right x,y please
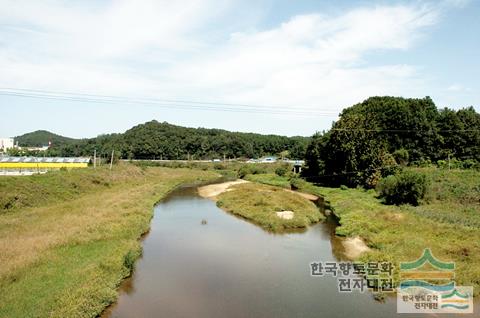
303,96 -> 479,187
279,150 -> 290,160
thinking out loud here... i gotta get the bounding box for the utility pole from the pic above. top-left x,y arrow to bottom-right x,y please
110,150 -> 114,170
93,149 -> 96,169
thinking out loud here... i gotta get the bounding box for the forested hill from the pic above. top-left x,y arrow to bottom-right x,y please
24,121 -> 311,160
14,130 -> 77,147
120,121 -> 310,159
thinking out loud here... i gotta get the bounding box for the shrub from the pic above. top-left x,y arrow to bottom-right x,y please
275,166 -> 288,177
365,152 -> 399,189
377,170 -> 429,206
393,148 -> 409,166
417,158 -> 432,168
460,159 -> 478,169
250,165 -> 267,175
365,170 -> 382,189
340,185 -> 348,190
213,163 -> 227,170
437,160 -> 447,169
237,166 -> 251,179
289,176 -> 306,190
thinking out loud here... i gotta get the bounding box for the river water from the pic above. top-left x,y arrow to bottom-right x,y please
103,184 -> 477,318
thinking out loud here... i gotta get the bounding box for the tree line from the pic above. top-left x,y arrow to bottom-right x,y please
303,96 -> 480,187
13,121 -> 310,160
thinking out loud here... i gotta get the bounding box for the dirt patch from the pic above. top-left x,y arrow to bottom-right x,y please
284,189 -> 318,201
342,236 -> 371,259
197,180 -> 249,200
276,210 -> 294,220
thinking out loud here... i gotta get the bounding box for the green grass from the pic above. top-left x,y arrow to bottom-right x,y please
242,168 -> 480,295
0,163 -> 218,318
133,160 -> 292,179
244,173 -> 291,188
216,182 -> 324,232
0,165 -> 143,213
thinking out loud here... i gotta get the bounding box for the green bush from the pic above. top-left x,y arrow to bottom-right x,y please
250,165 -> 267,175
437,160 -> 447,169
377,170 -> 429,206
237,166 -> 251,179
275,166 -> 288,177
289,176 -> 306,190
238,164 -> 268,178
459,159 -> 479,169
213,163 -> 227,170
393,148 -> 409,166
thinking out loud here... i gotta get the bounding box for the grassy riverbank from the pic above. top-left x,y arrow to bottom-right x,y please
0,164 -> 218,318
242,168 -> 480,294
216,182 -> 323,232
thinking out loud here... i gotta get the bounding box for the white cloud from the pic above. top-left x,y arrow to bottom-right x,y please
161,5 -> 437,111
447,83 -> 471,92
0,1 -> 442,127
447,84 -> 464,91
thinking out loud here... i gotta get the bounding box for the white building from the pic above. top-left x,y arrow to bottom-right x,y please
0,138 -> 14,152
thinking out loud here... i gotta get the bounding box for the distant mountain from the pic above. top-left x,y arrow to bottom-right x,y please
14,130 -> 77,147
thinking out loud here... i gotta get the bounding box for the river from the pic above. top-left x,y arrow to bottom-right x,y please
102,183 -> 477,318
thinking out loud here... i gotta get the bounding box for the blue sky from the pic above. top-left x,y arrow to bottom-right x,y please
0,0 -> 478,138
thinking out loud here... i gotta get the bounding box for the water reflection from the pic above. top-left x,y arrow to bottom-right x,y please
102,185 -> 477,318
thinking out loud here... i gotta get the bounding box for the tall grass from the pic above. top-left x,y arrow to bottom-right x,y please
240,167 -> 480,295
217,182 -> 324,232
0,163 -> 218,317
0,164 -> 145,213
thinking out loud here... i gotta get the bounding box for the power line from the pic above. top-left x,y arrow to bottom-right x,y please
0,87 -> 331,112
306,153 -> 479,179
0,87 -> 338,117
331,128 -> 480,133
0,91 -> 318,115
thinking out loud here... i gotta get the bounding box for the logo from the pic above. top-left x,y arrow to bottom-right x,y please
397,248 -> 473,314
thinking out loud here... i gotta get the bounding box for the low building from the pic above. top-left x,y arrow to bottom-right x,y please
0,138 -> 14,152
0,157 -> 91,169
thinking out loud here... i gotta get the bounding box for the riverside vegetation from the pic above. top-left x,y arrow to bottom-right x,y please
126,160 -> 480,295
0,163 -> 218,318
216,182 -> 323,232
2,95 -> 478,316
239,168 -> 480,295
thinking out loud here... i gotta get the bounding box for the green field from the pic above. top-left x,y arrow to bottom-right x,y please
241,168 -> 480,295
0,164 -> 218,318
